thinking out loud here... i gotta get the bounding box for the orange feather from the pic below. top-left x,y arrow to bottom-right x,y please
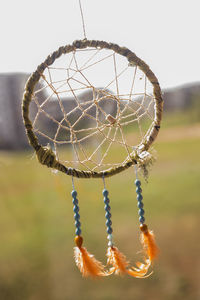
141,229 -> 159,262
127,227 -> 159,278
74,246 -> 107,277
127,259 -> 151,278
106,246 -> 129,275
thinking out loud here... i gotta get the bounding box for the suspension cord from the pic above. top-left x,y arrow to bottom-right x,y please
79,0 -> 87,40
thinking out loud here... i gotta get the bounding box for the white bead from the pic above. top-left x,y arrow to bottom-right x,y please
107,234 -> 113,241
108,241 -> 113,247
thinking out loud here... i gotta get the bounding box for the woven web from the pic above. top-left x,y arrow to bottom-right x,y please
30,47 -> 155,172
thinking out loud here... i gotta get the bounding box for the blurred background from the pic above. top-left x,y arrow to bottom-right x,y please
0,1 -> 200,299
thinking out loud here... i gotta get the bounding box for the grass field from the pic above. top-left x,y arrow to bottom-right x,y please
0,119 -> 200,300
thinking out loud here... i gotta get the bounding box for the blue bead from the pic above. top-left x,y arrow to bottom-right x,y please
72,198 -> 78,205
138,208 -> 145,216
103,189 -> 109,197
136,187 -> 142,194
73,206 -> 79,213
75,228 -> 81,235
107,227 -> 113,234
75,220 -> 81,228
105,212 -> 111,219
135,179 -> 141,187
139,216 -> 145,224
74,213 -> 80,220
137,194 -> 143,201
71,190 -> 77,198
104,204 -> 111,212
137,201 -> 144,209
104,197 -> 109,204
106,219 -> 112,227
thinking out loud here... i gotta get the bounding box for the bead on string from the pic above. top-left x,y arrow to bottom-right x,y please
102,175 -> 114,247
134,165 -> 145,225
71,173 -> 107,277
126,165 -> 159,277
102,175 -> 131,276
135,179 -> 145,225
71,174 -> 82,236
72,189 -> 82,236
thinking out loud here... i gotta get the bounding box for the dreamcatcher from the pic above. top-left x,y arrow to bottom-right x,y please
22,0 -> 163,278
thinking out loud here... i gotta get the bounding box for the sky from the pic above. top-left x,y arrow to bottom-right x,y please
1,0 -> 200,89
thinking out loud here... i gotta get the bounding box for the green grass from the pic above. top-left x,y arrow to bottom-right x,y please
0,121 -> 200,300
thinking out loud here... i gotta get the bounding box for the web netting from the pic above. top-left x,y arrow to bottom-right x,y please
30,46 -> 156,173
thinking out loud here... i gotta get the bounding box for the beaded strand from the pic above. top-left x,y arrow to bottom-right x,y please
71,189 -> 82,236
135,179 -> 145,225
103,188 -> 114,247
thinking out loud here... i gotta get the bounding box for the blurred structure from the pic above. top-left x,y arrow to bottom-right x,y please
0,73 -> 29,150
163,82 -> 200,111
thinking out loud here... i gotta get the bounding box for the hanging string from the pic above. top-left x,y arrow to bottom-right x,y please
127,165 -> 159,277
134,164 -> 138,180
102,174 -> 149,278
101,176 -> 129,275
71,174 -> 108,277
134,165 -> 145,225
105,165 -> 159,277
102,176 -> 114,247
71,173 -> 75,190
79,0 -> 87,40
102,173 -> 106,190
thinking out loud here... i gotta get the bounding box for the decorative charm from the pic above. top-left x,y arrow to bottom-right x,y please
72,185 -> 107,277
22,1 -> 163,278
102,174 -> 159,278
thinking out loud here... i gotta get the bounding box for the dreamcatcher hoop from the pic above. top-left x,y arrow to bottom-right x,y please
22,0 -> 164,272
22,39 -> 163,179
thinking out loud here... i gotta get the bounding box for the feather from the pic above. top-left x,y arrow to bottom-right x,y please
74,246 -> 107,277
106,246 -> 129,275
127,259 -> 151,278
127,225 -> 159,278
127,268 -> 152,278
141,228 -> 159,261
74,236 -> 108,277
